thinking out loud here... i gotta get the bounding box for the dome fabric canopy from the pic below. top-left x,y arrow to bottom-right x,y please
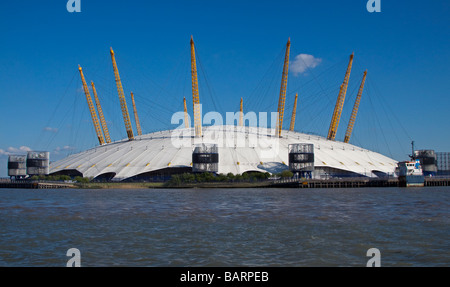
49,125 -> 397,181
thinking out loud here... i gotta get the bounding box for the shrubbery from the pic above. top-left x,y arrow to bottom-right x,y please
29,174 -> 90,182
74,176 -> 90,183
26,170 -> 295,186
279,170 -> 294,178
166,171 -> 273,186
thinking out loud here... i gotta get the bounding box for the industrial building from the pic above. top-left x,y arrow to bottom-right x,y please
8,151 -> 49,179
436,152 -> 450,176
48,37 -> 399,181
413,150 -> 438,176
7,155 -> 27,179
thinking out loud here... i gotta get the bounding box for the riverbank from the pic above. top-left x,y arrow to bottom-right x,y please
0,180 -> 272,189
74,181 -> 272,189
73,182 -> 166,189
1,177 -> 449,189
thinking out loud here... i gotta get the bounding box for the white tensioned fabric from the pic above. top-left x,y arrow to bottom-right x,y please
49,125 -> 397,181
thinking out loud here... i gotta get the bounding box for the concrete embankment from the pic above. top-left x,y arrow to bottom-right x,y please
0,180 -> 76,189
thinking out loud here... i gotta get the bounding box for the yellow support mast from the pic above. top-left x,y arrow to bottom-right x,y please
327,52 -> 354,141
344,70 -> 367,143
110,47 -> 134,141
91,81 -> 111,144
130,92 -> 142,136
239,97 -> 243,127
289,93 -> 298,131
183,97 -> 189,128
190,36 -> 202,137
276,38 -> 291,138
78,66 -> 105,145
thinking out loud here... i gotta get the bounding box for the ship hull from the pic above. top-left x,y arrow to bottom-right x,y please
399,175 -> 425,187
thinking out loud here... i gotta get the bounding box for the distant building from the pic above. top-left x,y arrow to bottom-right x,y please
7,151 -> 50,179
8,155 -> 27,179
26,151 -> 50,176
436,152 -> 450,176
414,150 -> 437,176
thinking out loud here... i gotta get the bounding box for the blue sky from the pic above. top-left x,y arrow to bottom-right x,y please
0,0 -> 449,177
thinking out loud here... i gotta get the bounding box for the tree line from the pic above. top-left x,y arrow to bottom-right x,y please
166,170 -> 294,186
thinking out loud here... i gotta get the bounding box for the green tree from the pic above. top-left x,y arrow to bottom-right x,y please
170,175 -> 182,186
203,172 -> 215,182
181,173 -> 195,183
195,173 -> 203,182
60,175 -> 71,181
280,170 -> 294,178
226,173 -> 235,181
74,176 -> 89,183
217,173 -> 228,182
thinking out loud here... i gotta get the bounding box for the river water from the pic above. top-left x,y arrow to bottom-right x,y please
0,187 -> 448,266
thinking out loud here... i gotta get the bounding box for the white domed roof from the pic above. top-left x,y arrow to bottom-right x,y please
49,125 -> 397,181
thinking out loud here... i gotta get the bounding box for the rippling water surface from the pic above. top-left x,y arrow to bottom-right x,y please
0,187 -> 448,266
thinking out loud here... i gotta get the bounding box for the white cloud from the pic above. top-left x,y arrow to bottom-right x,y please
0,146 -> 32,156
53,145 -> 76,155
8,146 -> 32,153
290,54 -> 322,76
55,145 -> 75,151
44,126 -> 59,133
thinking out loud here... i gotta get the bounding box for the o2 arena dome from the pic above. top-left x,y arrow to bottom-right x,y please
49,125 -> 397,181
48,37 -> 397,181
